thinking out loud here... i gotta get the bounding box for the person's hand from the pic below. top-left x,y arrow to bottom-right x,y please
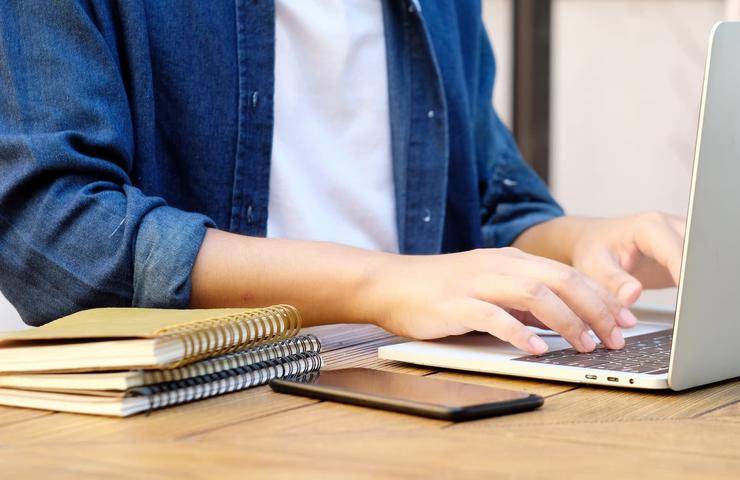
569,212 -> 685,306
360,247 -> 638,355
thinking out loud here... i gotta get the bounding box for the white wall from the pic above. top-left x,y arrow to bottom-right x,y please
484,0 -> 729,308
0,293 -> 22,331
483,0 -> 514,127
551,0 -> 724,218
551,0 -> 726,307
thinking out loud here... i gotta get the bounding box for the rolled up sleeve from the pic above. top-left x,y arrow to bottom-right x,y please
475,24 -> 564,248
132,202 -> 213,309
0,1 -> 214,326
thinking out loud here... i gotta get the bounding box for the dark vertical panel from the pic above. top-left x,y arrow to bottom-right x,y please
513,0 -> 551,183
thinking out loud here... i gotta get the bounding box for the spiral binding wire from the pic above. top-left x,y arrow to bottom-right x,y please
154,304 -> 302,367
140,334 -> 321,385
127,352 -> 323,415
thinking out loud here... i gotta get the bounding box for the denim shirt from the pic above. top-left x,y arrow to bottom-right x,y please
0,0 -> 563,326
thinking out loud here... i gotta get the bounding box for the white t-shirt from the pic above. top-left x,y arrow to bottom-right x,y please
267,0 -> 399,253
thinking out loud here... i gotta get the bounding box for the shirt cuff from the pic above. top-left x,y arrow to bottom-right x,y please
132,204 -> 215,308
481,202 -> 564,249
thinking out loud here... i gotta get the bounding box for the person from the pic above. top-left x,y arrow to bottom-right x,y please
0,0 -> 684,355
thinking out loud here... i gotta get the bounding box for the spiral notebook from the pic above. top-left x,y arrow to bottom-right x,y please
0,352 -> 323,417
0,305 -> 301,373
0,334 -> 321,391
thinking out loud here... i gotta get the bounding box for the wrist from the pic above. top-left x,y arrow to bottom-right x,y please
513,216 -> 595,265
191,229 -> 399,327
345,251 -> 404,328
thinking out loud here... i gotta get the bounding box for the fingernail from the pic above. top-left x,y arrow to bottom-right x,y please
609,327 -> 625,349
618,282 -> 641,305
580,331 -> 596,351
618,308 -> 638,328
528,336 -> 549,354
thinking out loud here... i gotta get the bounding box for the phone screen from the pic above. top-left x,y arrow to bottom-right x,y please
271,367 -> 542,421
304,368 -> 532,408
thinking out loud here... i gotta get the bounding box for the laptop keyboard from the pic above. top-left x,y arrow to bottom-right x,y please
513,330 -> 672,375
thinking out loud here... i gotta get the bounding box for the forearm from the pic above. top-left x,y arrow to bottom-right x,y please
190,219 -> 589,328
190,226 -> 636,353
189,228 -> 391,327
512,216 -> 594,265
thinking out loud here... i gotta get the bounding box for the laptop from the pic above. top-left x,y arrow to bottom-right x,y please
379,22 -> 740,391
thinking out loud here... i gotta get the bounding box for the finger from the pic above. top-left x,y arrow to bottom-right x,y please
582,275 -> 638,329
504,249 -> 638,328
475,275 -> 596,352
669,216 -> 687,238
491,257 -> 626,349
635,219 -> 684,285
461,300 -> 548,355
583,248 -> 644,307
507,309 -> 549,330
497,246 -> 528,259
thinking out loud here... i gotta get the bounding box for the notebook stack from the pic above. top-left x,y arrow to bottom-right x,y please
0,305 -> 322,417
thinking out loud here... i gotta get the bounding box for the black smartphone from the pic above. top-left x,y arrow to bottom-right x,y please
269,368 -> 543,421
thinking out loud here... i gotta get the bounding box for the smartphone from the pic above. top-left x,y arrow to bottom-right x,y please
269,368 -> 543,421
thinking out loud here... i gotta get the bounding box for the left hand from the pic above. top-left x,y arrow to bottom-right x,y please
570,212 -> 686,306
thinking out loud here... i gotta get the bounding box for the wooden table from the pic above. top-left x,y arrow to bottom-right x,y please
0,324 -> 738,479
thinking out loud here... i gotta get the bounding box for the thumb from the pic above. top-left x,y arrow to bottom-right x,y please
588,251 -> 643,306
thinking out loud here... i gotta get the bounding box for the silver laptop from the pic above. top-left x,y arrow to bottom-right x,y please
379,22 -> 740,391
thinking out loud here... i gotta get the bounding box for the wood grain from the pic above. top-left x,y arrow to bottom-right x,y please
0,324 -> 736,479
446,377 -> 740,429
698,397 -> 740,422
5,427 -> 735,480
0,385 -> 316,446
496,419 -> 740,460
0,405 -> 52,428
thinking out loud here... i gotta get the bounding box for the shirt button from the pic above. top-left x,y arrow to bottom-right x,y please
246,204 -> 254,224
422,208 -> 431,223
427,110 -> 435,119
408,5 -> 415,13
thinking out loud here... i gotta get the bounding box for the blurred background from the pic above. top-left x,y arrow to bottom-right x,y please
0,0 -> 735,330
486,0 -> 733,312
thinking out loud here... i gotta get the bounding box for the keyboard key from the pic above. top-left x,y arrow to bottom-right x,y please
513,330 -> 673,374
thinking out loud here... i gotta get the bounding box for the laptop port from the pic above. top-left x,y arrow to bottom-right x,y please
607,377 -> 619,382
585,374 -> 597,380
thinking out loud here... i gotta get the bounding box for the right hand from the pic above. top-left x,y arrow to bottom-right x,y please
360,247 -> 638,355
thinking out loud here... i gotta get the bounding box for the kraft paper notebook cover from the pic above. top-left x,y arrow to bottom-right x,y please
0,334 -> 320,391
0,352 -> 323,417
0,305 -> 301,373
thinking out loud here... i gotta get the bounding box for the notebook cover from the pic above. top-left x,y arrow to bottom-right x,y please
0,308 -> 264,341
